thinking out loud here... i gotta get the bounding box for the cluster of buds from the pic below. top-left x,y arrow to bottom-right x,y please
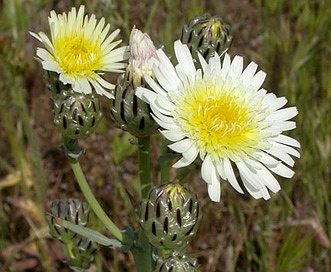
181,13 -> 232,67
46,199 -> 98,270
110,27 -> 159,138
140,183 -> 201,271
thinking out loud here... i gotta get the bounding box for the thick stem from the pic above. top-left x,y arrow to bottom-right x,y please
172,167 -> 190,183
160,138 -> 171,184
138,136 -> 151,199
131,232 -> 153,272
132,136 -> 154,271
69,158 -> 131,245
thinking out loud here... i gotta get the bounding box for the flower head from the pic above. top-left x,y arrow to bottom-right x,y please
30,5 -> 129,98
136,41 -> 300,202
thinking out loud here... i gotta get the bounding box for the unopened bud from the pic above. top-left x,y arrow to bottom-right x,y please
126,26 -> 158,89
181,14 -> 232,64
154,253 -> 200,272
52,88 -> 102,139
46,199 -> 97,270
110,27 -> 159,138
46,199 -> 90,243
140,183 -> 201,252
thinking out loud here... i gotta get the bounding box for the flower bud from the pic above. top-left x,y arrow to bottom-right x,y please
181,14 -> 232,64
52,88 -> 102,139
110,76 -> 159,138
46,199 -> 97,270
126,26 -> 158,89
110,27 -> 159,137
46,199 -> 90,243
43,70 -> 102,139
154,253 -> 200,272
70,235 -> 98,271
140,183 -> 201,252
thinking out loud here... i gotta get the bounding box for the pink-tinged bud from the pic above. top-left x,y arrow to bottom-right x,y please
126,26 -> 158,89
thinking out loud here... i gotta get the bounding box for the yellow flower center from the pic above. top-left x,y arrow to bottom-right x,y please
175,80 -> 265,159
54,35 -> 101,77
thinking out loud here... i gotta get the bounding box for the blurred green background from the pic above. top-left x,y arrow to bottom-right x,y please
0,0 -> 330,271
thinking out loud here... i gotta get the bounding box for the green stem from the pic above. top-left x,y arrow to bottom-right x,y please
138,136 -> 151,199
172,167 -> 190,183
130,136 -> 154,271
131,232 -> 153,272
160,138 -> 171,184
69,157 -> 131,245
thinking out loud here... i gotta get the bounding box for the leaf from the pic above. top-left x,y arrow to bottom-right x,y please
61,219 -> 127,250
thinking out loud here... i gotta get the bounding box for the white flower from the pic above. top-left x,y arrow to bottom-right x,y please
136,40 -> 300,202
30,5 -> 129,99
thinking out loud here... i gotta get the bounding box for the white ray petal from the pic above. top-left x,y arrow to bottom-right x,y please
241,175 -> 270,200
220,53 -> 231,78
256,151 -> 281,167
36,47 -> 53,61
136,87 -> 156,102
267,107 -> 298,122
264,95 -> 288,112
59,73 -> 73,85
236,161 -> 263,190
41,60 -> 61,72
155,50 -> 181,86
209,53 -> 221,71
201,155 -> 217,185
271,121 -> 296,132
267,145 -> 295,166
228,55 -> 243,80
154,95 -> 175,115
169,139 -> 194,153
37,32 -> 54,52
198,52 -> 208,72
144,75 -> 168,96
221,158 -> 244,193
174,40 -> 196,78
271,141 -> 300,159
77,77 -> 92,94
96,76 -> 114,90
173,147 -> 199,168
92,79 -> 114,98
240,61 -> 258,85
267,162 -> 294,178
153,65 -> 179,93
151,116 -> 178,130
251,70 -> 266,91
160,130 -> 186,142
273,134 -> 301,148
255,162 -> 281,193
207,177 -> 221,202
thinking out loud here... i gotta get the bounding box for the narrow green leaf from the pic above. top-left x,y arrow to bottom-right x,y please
62,219 -> 125,249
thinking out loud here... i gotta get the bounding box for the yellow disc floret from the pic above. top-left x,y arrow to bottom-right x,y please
54,35 -> 101,77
